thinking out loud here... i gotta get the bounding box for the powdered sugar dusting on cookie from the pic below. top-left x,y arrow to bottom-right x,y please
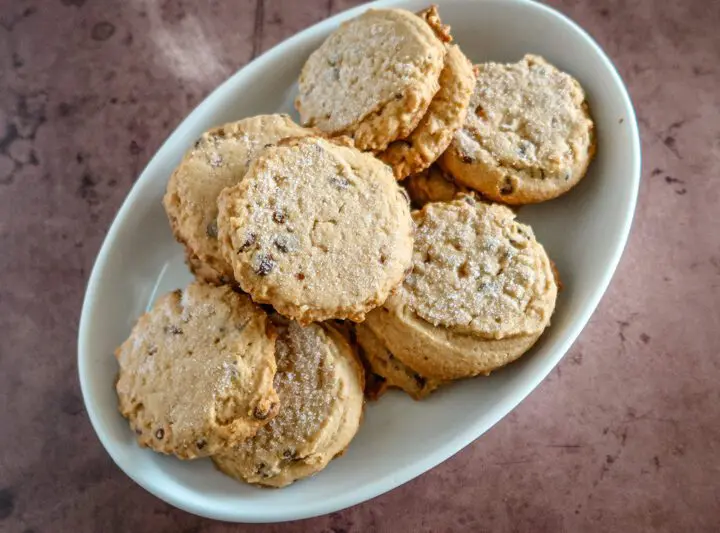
400,198 -> 556,339
218,136 -> 413,323
114,283 -> 277,459
295,9 -> 445,149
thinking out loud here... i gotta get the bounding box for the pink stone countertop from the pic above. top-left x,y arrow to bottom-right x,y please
1,0 -> 718,531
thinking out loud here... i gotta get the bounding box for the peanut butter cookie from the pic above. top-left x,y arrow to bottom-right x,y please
441,55 -> 595,204
115,282 -> 279,459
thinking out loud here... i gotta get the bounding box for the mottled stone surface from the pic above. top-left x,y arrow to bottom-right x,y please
0,0 -> 719,531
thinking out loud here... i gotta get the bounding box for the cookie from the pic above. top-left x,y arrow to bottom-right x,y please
378,44 -> 475,180
217,136 -> 413,324
355,322 -> 441,400
441,55 -> 595,204
212,319 -> 364,488
163,114 -> 312,284
363,196 -> 557,381
115,282 -> 279,459
295,8 -> 446,152
404,164 -> 469,207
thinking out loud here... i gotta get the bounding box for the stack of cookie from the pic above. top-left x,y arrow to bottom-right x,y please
295,6 -> 476,181
114,4 -> 595,488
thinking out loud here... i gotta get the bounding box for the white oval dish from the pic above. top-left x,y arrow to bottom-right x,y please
78,0 -> 640,523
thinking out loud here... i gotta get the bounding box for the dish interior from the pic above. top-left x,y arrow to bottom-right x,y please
79,0 -> 639,522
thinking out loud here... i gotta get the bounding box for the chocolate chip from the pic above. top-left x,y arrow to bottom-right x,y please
274,236 -> 289,253
394,92 -> 403,100
164,325 -> 183,335
206,219 -> 218,238
194,138 -> 202,149
379,254 -> 387,265
155,428 -> 164,440
500,178 -> 514,196
460,153 -> 474,164
296,272 -> 305,281
237,233 -> 256,253
263,143 -> 274,148
148,346 -> 158,356
272,210 -> 286,224
196,439 -> 206,450
214,128 -> 226,138
413,374 -> 427,388
255,255 -> 275,276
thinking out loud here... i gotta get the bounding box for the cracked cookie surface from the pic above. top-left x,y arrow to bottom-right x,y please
295,8 -> 446,152
115,282 -> 279,459
441,55 -> 595,204
212,319 -> 364,488
217,136 -> 413,323
163,115 -> 312,284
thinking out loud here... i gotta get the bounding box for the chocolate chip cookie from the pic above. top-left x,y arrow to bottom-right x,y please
217,136 -> 413,324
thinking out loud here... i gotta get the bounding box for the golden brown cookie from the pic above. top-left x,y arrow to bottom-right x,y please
355,322 -> 441,400
115,282 -> 279,459
378,44 -> 475,180
295,8 -> 446,151
441,55 -> 595,204
363,196 -> 557,381
404,164 -> 470,207
212,319 -> 364,488
163,115 -> 312,284
217,136 -> 413,324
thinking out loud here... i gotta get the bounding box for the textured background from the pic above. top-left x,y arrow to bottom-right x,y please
1,0 -> 719,532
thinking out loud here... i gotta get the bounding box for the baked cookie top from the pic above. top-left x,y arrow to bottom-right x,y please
295,8 -> 446,151
441,55 -> 595,204
163,114 -> 311,284
379,44 -> 475,180
115,282 -> 279,459
404,164 -> 469,207
217,136 -> 413,324
401,196 -> 556,339
212,319 -> 364,488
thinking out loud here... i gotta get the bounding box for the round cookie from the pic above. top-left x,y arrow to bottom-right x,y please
363,196 -> 557,381
355,322 -> 442,400
295,8 -> 446,152
115,282 -> 279,459
217,136 -> 414,324
441,55 -> 595,204
163,114 -> 312,284
212,319 -> 364,488
404,164 -> 470,207
379,44 -> 475,180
